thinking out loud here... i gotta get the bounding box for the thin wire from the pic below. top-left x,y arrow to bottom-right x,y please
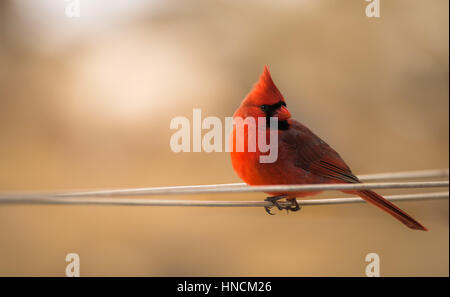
357,168 -> 449,181
0,169 -> 448,202
4,181 -> 446,199
0,192 -> 447,207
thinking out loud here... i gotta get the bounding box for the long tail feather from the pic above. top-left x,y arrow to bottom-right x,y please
356,190 -> 428,231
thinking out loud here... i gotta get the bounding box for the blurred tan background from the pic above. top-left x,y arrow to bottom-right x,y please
0,0 -> 448,276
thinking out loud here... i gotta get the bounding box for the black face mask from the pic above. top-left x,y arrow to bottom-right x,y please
261,101 -> 290,130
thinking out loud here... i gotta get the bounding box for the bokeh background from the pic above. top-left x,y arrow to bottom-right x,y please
0,0 -> 448,276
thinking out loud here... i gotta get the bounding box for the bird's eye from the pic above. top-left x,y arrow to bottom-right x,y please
260,105 -> 269,111
281,101 -> 287,107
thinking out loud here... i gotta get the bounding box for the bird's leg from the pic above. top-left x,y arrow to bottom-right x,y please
287,198 -> 301,212
264,195 -> 288,215
281,198 -> 301,214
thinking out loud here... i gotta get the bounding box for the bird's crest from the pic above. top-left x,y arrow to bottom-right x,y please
247,65 -> 285,105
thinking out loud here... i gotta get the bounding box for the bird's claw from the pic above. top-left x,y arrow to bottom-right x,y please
264,196 -> 301,215
264,206 -> 275,215
288,198 -> 301,212
264,196 -> 284,216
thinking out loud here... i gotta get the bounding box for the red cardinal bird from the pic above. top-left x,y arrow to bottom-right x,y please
230,66 -> 427,231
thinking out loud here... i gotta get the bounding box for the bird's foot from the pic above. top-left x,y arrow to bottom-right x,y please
287,198 -> 301,212
264,196 -> 301,215
264,195 -> 288,215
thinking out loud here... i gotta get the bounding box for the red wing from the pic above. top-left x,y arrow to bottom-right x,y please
282,120 -> 360,184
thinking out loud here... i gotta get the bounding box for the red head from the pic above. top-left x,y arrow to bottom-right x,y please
233,65 -> 291,121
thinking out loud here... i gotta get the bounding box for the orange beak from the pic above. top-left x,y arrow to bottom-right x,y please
274,105 -> 291,121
